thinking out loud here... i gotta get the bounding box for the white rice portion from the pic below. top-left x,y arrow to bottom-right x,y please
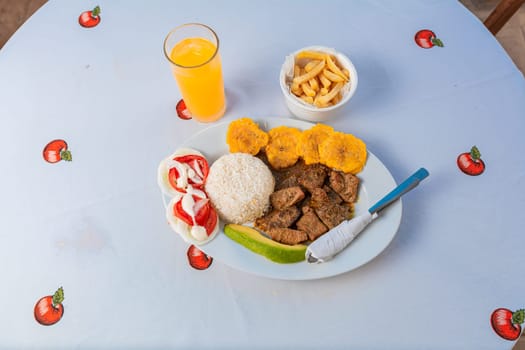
206,153 -> 275,224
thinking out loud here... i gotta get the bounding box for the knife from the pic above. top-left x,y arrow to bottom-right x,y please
306,168 -> 429,263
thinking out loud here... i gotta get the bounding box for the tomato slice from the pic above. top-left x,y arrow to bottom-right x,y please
203,206 -> 218,236
168,167 -> 187,193
194,200 -> 210,226
173,195 -> 217,235
168,154 -> 209,192
173,199 -> 193,226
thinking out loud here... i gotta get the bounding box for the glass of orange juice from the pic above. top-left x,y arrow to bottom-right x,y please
163,23 -> 226,123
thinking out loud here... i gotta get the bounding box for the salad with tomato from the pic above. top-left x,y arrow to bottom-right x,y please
158,148 -> 219,244
158,148 -> 210,196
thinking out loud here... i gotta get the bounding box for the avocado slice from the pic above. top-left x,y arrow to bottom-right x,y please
224,224 -> 306,264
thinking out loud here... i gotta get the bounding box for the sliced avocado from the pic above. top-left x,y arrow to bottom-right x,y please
224,224 -> 306,264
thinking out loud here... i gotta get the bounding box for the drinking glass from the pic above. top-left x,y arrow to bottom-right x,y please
164,23 -> 226,122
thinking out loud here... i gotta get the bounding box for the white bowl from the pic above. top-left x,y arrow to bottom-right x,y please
279,46 -> 358,122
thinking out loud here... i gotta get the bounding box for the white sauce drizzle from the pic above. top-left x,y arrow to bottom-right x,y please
166,159 -> 188,190
191,226 -> 208,241
193,159 -> 204,178
181,192 -> 196,225
167,158 -> 205,189
179,180 -> 211,242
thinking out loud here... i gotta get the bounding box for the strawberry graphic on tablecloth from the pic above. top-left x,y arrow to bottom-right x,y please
79,6 -> 101,28
457,146 -> 485,176
415,29 -> 444,49
491,308 -> 525,341
34,287 -> 65,326
187,244 -> 213,270
176,99 -> 192,120
43,139 -> 72,163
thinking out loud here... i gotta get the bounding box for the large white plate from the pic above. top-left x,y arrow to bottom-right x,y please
170,117 -> 402,280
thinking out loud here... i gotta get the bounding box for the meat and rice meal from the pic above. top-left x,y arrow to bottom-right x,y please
205,117 -> 366,247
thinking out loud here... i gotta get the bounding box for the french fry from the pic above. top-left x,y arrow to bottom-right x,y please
342,68 -> 350,79
301,82 -> 316,97
291,82 -> 303,96
294,64 -> 301,77
300,94 -> 314,104
296,50 -> 327,61
326,55 -> 348,81
332,92 -> 342,104
313,95 -> 325,108
319,73 -> 332,88
320,87 -> 329,95
304,60 -> 321,72
309,77 -> 319,91
293,60 -> 325,85
316,82 -> 344,106
322,68 -> 346,83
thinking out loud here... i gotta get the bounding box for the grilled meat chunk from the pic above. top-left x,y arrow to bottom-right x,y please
296,209 -> 328,241
267,228 -> 308,245
314,202 -> 351,229
272,161 -> 308,190
323,185 -> 343,204
298,164 -> 327,193
305,188 -> 350,229
328,171 -> 359,203
275,175 -> 300,190
302,205 -> 314,215
270,186 -> 305,210
309,188 -> 331,208
254,206 -> 301,231
273,160 -> 307,182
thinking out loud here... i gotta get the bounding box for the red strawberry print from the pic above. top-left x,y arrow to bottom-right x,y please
34,287 -> 65,326
79,6 -> 101,28
43,139 -> 72,163
187,244 -> 213,270
176,99 -> 192,120
415,29 -> 444,49
457,145 -> 485,176
491,308 -> 524,341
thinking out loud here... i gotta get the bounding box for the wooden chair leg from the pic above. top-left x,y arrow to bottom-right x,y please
483,0 -> 525,35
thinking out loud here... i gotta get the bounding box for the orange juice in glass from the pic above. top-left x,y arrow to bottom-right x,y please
164,23 -> 226,123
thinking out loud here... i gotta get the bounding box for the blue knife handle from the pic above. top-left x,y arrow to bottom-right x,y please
368,168 -> 429,214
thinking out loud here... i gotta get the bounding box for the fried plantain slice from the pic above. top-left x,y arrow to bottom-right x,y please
318,131 -> 367,174
297,123 -> 334,165
265,126 -> 302,170
226,117 -> 269,155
